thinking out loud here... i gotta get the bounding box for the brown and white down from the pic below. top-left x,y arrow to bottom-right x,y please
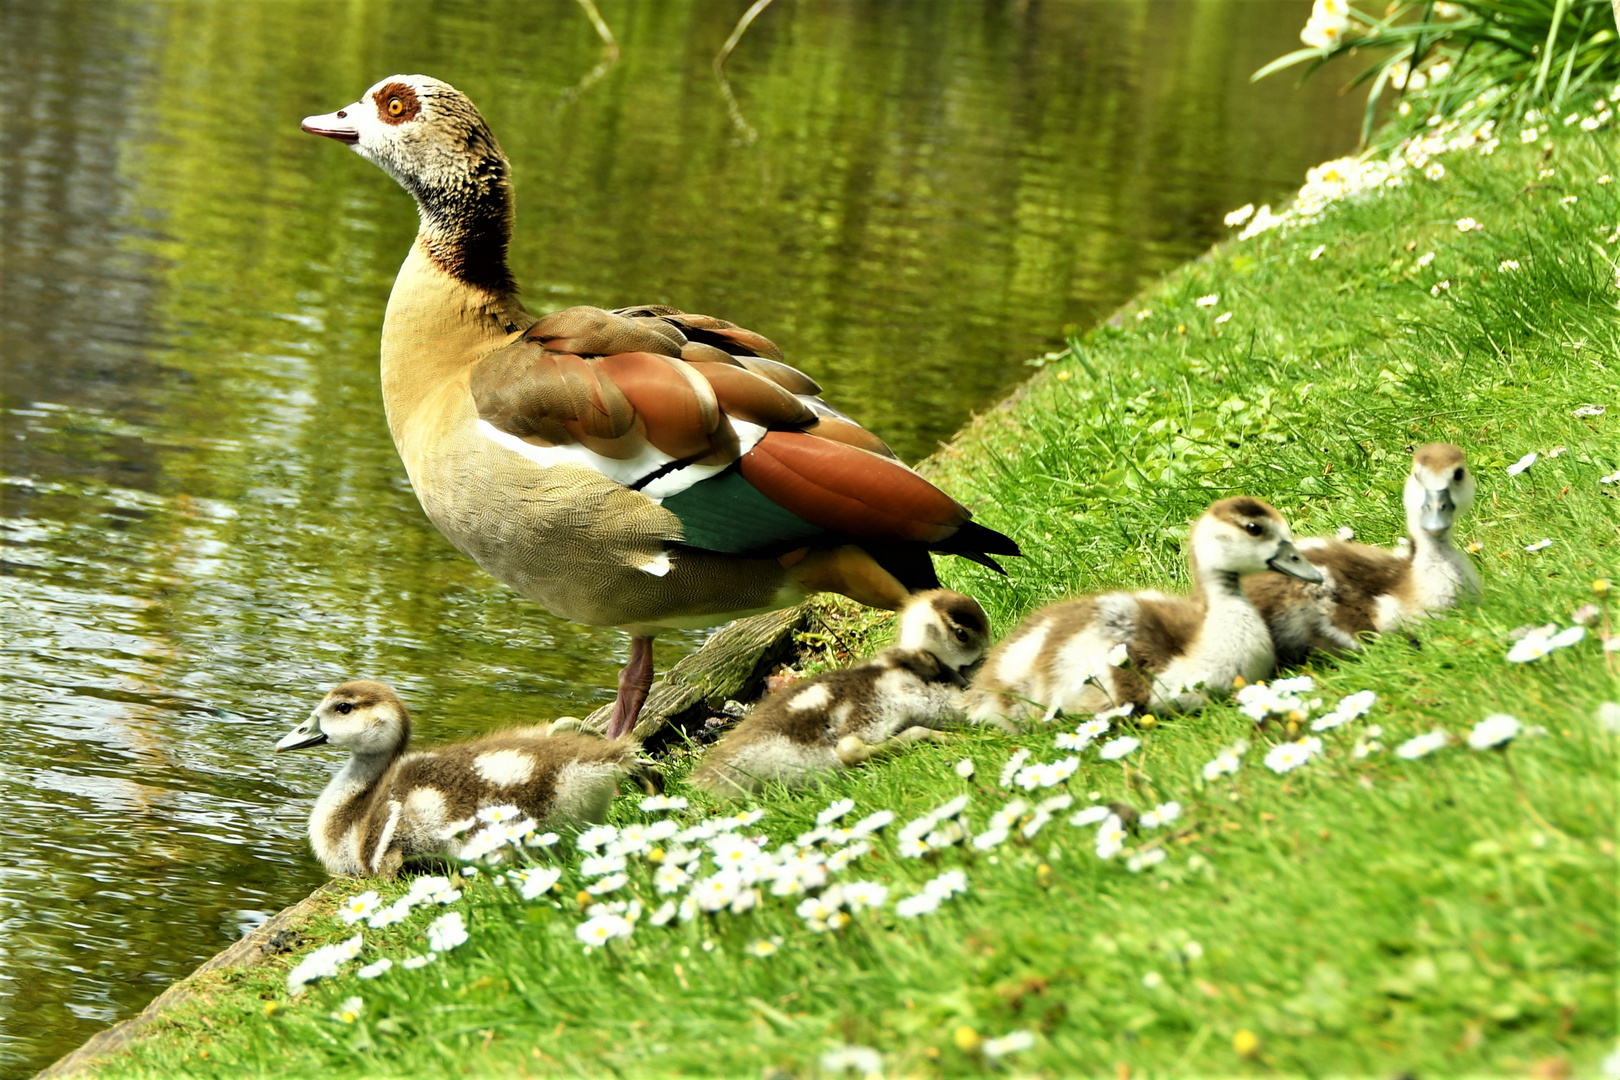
691,590 -> 992,798
965,497 -> 1323,727
1244,443 -> 1480,665
276,680 -> 657,878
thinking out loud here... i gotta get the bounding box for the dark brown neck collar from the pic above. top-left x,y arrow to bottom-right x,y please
409,153 -> 517,295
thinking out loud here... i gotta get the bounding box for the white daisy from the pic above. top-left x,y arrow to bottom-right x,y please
894,892 -> 943,918
1396,730 -> 1450,759
1095,814 -> 1127,859
508,866 -> 563,900
955,758 -> 976,778
1264,737 -> 1322,773
999,748 -> 1032,787
1525,538 -> 1554,552
1468,714 -> 1521,750
982,1030 -> 1035,1059
1069,805 -> 1112,828
575,825 -> 618,853
639,794 -> 688,812
338,891 -> 381,925
427,911 -> 469,952
817,798 -> 856,826
1099,736 -> 1140,760
585,873 -> 629,895
356,958 -> 392,979
400,953 -> 436,970
1140,801 -> 1182,829
1506,452 -> 1538,476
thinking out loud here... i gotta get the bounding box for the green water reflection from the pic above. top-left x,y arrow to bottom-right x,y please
0,0 -> 1361,1073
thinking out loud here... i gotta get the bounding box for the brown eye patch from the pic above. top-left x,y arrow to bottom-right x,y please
372,81 -> 421,125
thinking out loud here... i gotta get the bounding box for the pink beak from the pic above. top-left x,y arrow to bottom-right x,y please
301,107 -> 360,144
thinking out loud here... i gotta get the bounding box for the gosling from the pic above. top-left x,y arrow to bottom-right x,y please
1245,442 -> 1480,664
276,680 -> 658,878
966,496 -> 1321,727
690,590 -> 992,798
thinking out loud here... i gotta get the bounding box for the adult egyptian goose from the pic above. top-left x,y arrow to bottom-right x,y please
965,497 -> 1322,726
1244,443 -> 1480,664
300,76 -> 1018,739
691,590 -> 991,797
276,680 -> 657,877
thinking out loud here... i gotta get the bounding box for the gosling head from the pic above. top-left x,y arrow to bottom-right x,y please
277,680 -> 412,757
896,589 -> 993,675
301,75 -> 514,290
1192,497 -> 1323,583
1404,443 -> 1474,536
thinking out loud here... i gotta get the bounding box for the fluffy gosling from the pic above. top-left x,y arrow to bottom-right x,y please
690,590 -> 991,798
277,680 -> 657,878
966,496 -> 1321,726
1245,442 -> 1480,664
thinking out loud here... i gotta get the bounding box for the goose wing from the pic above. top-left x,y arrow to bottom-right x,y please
469,306 -> 1017,570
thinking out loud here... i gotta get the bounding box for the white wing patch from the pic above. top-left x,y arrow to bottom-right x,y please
474,749 -> 537,788
788,683 -> 832,712
637,551 -> 673,577
476,418 -> 769,503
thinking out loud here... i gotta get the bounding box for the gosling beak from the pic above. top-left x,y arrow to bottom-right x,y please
300,107 -> 361,145
1267,539 -> 1324,583
276,714 -> 328,752
1419,487 -> 1455,534
942,664 -> 970,688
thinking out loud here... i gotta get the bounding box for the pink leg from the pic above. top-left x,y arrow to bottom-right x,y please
605,635 -> 656,739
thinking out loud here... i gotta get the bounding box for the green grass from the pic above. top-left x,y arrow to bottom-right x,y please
92,117 -> 1619,1078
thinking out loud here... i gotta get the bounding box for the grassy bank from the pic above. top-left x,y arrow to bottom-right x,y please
85,116 -> 1618,1078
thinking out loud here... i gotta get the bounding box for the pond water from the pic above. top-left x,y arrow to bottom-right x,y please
0,0 -> 1361,1072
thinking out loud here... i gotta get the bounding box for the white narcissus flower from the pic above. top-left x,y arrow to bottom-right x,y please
1468,714 -> 1521,750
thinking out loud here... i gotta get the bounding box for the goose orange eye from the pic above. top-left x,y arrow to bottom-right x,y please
388,97 -> 404,117
1244,522 -> 1263,537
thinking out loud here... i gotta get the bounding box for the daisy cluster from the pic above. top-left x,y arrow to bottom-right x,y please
287,884 -> 473,995
1222,86 -> 1620,247
1236,678 -> 1377,736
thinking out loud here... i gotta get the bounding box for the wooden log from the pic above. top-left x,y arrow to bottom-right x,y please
582,605 -> 810,740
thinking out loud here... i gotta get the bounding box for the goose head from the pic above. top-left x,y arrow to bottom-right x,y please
277,680 -> 413,758
301,75 -> 515,291
1191,497 -> 1323,583
895,589 -> 993,679
1404,443 -> 1474,536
